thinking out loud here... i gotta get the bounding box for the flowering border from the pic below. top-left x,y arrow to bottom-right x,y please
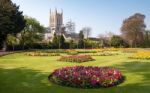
25,52 -> 60,56
58,55 -> 95,63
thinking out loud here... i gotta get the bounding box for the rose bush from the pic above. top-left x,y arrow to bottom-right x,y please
48,66 -> 124,88
58,55 -> 94,63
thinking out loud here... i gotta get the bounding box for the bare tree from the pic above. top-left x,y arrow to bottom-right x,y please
65,20 -> 75,34
121,13 -> 146,47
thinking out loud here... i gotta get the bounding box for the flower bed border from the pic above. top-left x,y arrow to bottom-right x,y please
58,55 -> 95,63
25,52 -> 60,56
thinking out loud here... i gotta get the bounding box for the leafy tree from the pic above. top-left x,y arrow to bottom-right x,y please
84,39 -> 99,49
69,39 -> 76,49
6,34 -> 18,51
144,30 -> 150,47
18,16 -> 44,50
57,34 -> 65,49
0,0 -> 26,50
52,34 -> 66,49
59,34 -> 65,49
121,13 -> 146,47
52,33 -> 59,49
78,30 -> 84,48
110,35 -> 127,48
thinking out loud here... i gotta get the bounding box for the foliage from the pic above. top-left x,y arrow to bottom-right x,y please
52,33 -> 59,49
121,13 -> 146,47
78,30 -> 85,48
58,55 -> 94,63
43,49 -> 69,53
51,34 -> 67,49
84,39 -> 100,49
6,34 -> 18,51
49,66 -> 124,88
59,35 -> 65,49
18,16 -> 44,49
67,50 -> 78,55
69,40 -> 77,49
0,0 -> 26,50
144,30 -> 150,47
110,35 -> 128,48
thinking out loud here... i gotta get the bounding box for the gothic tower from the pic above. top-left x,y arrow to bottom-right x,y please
49,9 -> 63,35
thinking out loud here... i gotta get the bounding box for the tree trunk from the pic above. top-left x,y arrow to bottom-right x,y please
13,45 -> 15,51
22,43 -> 25,50
2,41 -> 7,51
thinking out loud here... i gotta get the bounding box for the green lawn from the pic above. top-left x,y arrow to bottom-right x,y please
0,51 -> 150,93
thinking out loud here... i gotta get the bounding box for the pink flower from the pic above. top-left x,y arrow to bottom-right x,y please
49,66 -> 124,88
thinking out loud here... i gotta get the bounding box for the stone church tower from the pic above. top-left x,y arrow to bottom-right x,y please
49,9 -> 63,35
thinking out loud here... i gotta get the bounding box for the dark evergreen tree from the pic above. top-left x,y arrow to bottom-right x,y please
0,0 -> 26,50
59,34 -> 65,49
78,30 -> 84,48
52,33 -> 59,49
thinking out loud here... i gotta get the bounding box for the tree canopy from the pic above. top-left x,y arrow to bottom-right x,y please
78,30 -> 84,48
121,13 -> 146,47
18,16 -> 44,49
0,0 -> 26,49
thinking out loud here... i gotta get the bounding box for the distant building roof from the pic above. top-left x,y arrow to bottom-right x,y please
64,33 -> 79,39
88,37 -> 100,41
44,27 -> 51,33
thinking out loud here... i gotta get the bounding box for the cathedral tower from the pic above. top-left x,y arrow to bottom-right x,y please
49,9 -> 63,35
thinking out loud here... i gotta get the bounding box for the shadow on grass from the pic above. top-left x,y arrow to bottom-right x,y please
0,61 -> 150,93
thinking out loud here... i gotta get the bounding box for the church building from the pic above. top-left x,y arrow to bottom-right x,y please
44,9 -> 78,42
49,9 -> 64,35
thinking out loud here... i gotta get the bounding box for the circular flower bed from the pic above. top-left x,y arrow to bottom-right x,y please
25,52 -> 60,56
58,55 -> 94,63
48,66 -> 124,88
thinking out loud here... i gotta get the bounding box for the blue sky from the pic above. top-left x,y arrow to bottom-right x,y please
12,0 -> 150,37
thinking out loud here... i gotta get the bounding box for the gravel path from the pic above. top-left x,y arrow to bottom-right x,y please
0,51 -> 12,57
